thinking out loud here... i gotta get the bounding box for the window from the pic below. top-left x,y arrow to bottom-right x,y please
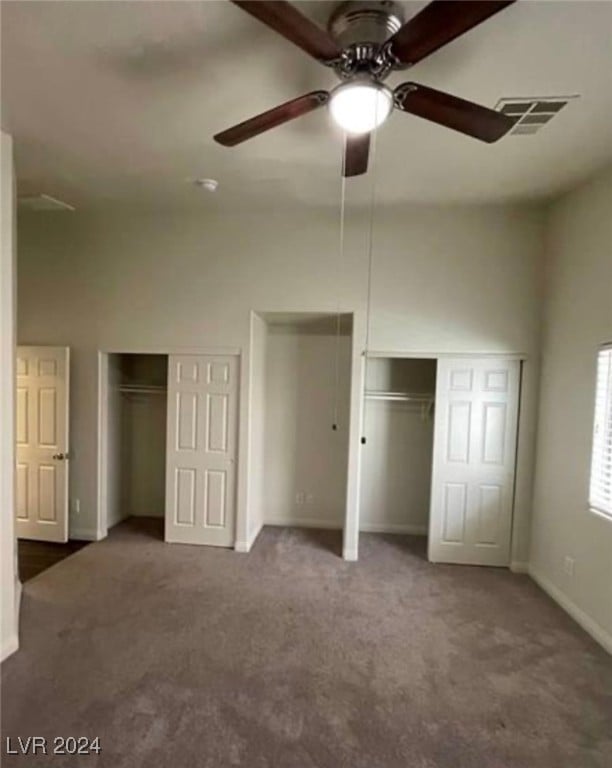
589,345 -> 612,519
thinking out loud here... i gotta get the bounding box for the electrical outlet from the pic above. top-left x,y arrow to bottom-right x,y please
305,493 -> 314,505
563,556 -> 575,577
295,492 -> 304,505
73,498 -> 80,515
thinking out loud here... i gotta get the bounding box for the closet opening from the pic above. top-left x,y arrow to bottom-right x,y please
360,356 -> 437,559
105,353 -> 168,541
250,312 -> 353,555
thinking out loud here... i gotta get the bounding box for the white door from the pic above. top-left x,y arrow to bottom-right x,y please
16,346 -> 70,542
165,354 -> 237,547
429,358 -> 520,566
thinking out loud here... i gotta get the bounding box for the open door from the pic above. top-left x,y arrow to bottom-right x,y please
429,358 -> 519,566
16,346 -> 70,542
165,354 -> 237,547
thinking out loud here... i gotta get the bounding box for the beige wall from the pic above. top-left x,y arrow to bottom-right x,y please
17,203 -> 544,559
530,167 -> 612,648
1,131 -> 18,660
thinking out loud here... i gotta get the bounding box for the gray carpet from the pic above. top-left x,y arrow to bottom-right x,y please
2,518 -> 611,767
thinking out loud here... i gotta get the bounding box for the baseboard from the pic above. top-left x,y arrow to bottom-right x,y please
529,565 -> 612,655
343,547 -> 358,562
263,517 -> 343,530
15,578 -> 22,621
510,560 -> 529,574
235,522 -> 263,553
1,632 -> 19,663
1,580 -> 23,663
359,522 -> 428,535
69,527 -> 102,542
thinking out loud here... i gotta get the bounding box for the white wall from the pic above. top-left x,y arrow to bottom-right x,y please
1,131 -> 18,660
263,319 -> 351,528
530,167 -> 612,650
17,203 -> 544,557
360,358 -> 436,534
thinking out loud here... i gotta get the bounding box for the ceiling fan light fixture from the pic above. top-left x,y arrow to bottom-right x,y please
329,80 -> 393,135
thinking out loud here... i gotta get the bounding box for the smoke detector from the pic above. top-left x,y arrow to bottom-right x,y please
18,194 -> 75,211
194,178 -> 219,192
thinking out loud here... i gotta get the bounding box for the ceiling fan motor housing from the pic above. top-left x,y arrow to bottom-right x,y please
328,1 -> 405,79
329,1 -> 405,47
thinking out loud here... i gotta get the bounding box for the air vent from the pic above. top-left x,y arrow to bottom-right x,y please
495,96 -> 579,135
18,194 -> 75,211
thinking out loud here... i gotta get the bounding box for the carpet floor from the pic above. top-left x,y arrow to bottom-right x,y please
2,518 -> 611,768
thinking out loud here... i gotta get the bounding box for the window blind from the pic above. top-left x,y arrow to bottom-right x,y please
589,345 -> 612,518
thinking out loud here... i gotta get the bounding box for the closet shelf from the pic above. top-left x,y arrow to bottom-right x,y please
364,390 -> 434,403
118,384 -> 167,395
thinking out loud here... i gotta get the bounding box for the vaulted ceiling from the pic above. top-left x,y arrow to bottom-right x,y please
2,1 -> 611,211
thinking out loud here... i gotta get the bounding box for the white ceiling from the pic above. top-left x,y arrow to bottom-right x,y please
2,0 -> 611,212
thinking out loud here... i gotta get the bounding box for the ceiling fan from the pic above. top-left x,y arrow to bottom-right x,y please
214,0 -> 517,177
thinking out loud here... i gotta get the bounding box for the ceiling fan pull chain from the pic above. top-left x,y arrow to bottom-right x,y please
362,112 -> 381,445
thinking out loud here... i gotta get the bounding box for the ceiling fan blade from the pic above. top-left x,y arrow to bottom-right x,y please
214,91 -> 329,146
231,1 -> 342,62
394,82 -> 514,143
343,133 -> 370,177
386,1 -> 516,67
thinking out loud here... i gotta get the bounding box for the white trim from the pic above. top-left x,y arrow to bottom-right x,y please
264,517 -> 343,530
359,522 -> 428,535
343,313 -> 367,563
103,345 -> 241,356
366,350 -> 529,361
5,579 -> 23,660
235,521 -> 263,553
510,560 -> 529,573
70,527 -> 102,542
343,547 -> 358,562
1,632 -> 18,663
97,351 -> 109,539
529,566 -> 612,655
589,505 -> 612,523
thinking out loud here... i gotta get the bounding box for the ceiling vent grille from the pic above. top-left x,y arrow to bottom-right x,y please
495,96 -> 579,135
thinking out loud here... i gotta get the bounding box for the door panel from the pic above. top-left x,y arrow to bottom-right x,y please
16,346 -> 69,542
165,354 -> 237,546
429,358 -> 519,566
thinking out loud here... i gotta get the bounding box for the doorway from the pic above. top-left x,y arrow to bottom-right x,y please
248,312 -> 353,554
104,353 -> 168,541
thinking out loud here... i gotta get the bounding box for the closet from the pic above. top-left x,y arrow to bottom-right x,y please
360,357 -> 437,536
103,351 -> 239,546
106,354 -> 168,530
359,355 -> 522,567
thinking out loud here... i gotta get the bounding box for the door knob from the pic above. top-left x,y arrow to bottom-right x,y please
52,452 -> 67,460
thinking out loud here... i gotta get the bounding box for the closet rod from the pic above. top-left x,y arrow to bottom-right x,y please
118,384 -> 167,395
364,391 -> 434,402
